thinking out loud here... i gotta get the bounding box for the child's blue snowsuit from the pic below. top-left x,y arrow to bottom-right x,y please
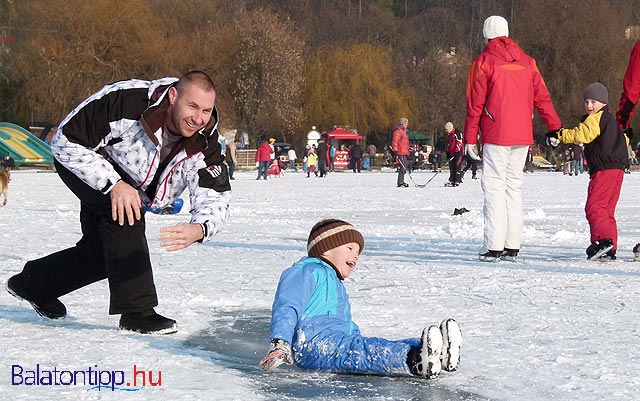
269,257 -> 419,375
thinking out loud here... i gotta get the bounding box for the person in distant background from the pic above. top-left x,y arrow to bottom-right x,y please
2,155 -> 16,171
348,141 -> 363,173
461,147 -> 479,180
306,148 -> 318,177
329,143 -> 336,172
367,143 -> 377,168
226,138 -> 239,180
391,118 -> 410,187
572,143 -> 584,175
288,147 -> 297,171
269,137 -> 276,161
444,122 -> 463,187
317,138 -> 328,177
523,145 -> 534,173
256,137 -> 272,180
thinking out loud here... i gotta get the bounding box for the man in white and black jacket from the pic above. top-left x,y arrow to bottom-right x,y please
7,71 -> 231,334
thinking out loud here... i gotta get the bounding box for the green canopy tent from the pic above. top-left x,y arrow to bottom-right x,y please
408,132 -> 430,143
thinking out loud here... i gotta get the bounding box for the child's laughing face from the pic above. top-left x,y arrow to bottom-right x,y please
321,242 -> 361,279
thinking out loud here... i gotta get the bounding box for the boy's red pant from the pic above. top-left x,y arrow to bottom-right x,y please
585,169 -> 624,250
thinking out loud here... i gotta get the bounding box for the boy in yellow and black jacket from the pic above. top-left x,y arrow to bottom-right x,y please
546,82 -> 629,261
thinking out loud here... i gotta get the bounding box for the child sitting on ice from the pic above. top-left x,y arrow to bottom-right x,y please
259,218 -> 462,379
268,158 -> 282,178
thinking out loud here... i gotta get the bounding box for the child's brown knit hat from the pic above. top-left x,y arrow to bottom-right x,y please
307,219 -> 365,258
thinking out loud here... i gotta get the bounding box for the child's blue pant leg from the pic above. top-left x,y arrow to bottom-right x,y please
295,332 -> 419,375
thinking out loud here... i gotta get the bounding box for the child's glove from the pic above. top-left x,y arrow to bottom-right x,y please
545,130 -> 561,148
259,339 -> 293,371
465,144 -> 481,161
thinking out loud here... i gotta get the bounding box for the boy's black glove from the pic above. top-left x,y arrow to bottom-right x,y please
259,339 -> 293,371
624,127 -> 634,140
545,130 -> 561,148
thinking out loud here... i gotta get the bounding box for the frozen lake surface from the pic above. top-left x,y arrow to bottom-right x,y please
1,168 -> 639,400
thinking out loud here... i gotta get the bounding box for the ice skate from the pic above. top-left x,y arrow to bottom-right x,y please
440,318 -> 462,372
479,247 -> 502,262
500,248 -> 519,262
586,239 -> 614,260
409,325 -> 443,379
596,249 -> 617,262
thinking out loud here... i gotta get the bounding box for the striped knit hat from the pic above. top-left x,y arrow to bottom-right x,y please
307,219 -> 365,258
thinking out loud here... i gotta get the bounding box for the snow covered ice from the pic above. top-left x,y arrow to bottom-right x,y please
1,168 -> 640,400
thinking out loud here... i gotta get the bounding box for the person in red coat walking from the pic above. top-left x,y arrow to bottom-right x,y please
255,138 -> 272,180
464,15 -> 562,262
391,118 -> 410,187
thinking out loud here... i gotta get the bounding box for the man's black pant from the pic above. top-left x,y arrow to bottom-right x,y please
20,160 -> 158,314
396,155 -> 407,186
449,152 -> 463,183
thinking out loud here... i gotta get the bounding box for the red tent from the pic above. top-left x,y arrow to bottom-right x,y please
324,128 -> 362,140
323,128 -> 363,170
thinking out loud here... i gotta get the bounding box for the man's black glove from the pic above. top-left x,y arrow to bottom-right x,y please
545,130 -> 561,148
624,127 -> 634,140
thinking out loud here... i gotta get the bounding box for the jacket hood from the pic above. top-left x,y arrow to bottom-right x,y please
484,36 -> 523,63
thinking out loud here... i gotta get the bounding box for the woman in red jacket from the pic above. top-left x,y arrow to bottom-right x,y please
464,16 -> 562,262
391,118 -> 410,187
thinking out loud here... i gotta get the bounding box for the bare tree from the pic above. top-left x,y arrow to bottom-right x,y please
228,7 -> 305,141
5,0 -> 197,124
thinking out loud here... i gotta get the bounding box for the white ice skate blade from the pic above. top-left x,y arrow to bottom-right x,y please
586,244 -> 614,260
